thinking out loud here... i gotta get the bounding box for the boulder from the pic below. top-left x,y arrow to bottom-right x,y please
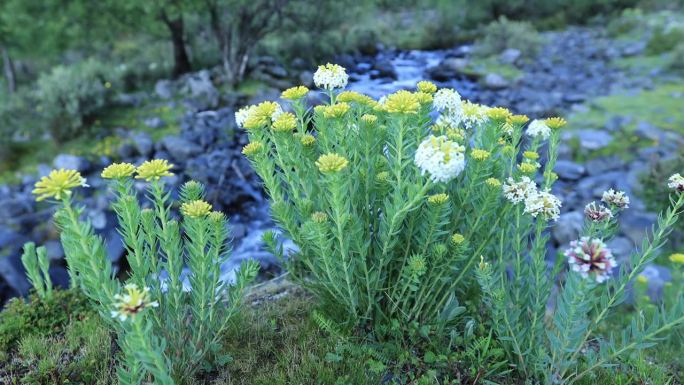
131,132 -> 154,157
161,136 -> 203,162
554,160 -> 586,181
154,79 -> 174,99
53,154 -> 90,172
552,211 -> 584,246
499,48 -> 521,65
483,73 -> 509,90
144,117 -> 166,129
370,60 -> 397,80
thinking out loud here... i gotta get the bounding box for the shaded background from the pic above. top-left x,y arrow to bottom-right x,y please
1,0 -> 684,305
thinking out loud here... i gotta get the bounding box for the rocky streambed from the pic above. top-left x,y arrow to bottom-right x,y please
1,26 -> 681,304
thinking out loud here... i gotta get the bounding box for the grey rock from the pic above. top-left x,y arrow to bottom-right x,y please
186,70 -> 219,107
144,117 -> 166,129
585,156 -> 625,176
552,211 -> 584,246
131,132 -> 154,157
564,129 -> 613,151
499,48 -> 521,65
371,60 -> 398,80
639,264 -> 671,300
88,210 -> 108,230
155,79 -> 174,99
53,154 -> 90,172
634,121 -> 663,142
161,136 -> 203,162
607,236 -> 634,261
299,71 -> 314,87
483,73 -> 509,90
554,160 -> 586,180
118,143 -> 136,159
620,211 -> 657,245
106,230 -> 125,264
44,240 -> 65,261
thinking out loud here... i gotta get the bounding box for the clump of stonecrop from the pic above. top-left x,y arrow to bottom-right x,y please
239,63 -> 684,383
27,161 -> 258,385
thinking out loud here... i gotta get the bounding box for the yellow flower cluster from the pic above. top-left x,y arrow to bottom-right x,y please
281,86 -> 309,100
272,112 -> 297,132
485,178 -> 502,188
337,91 -> 376,106
208,211 -> 226,222
523,151 -> 540,160
471,149 -> 491,161
414,92 -> 433,106
242,141 -> 264,156
180,199 -> 213,218
508,114 -> 530,126
101,162 -> 136,179
311,211 -> 328,223
384,90 -> 420,114
33,169 -> 88,201
451,233 -> 465,245
428,193 -> 449,205
518,162 -> 539,174
375,171 -> 390,183
136,159 -> 174,181
322,103 -> 351,118
361,114 -> 378,124
416,81 -> 437,94
487,107 -> 512,121
300,134 -> 316,146
316,153 -> 349,173
244,101 -> 281,130
670,253 -> 684,264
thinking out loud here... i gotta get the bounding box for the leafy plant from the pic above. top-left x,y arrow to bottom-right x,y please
474,16 -> 544,61
28,162 -> 259,384
20,242 -> 53,300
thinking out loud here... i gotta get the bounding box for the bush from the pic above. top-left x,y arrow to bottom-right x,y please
640,154 -> 684,251
646,24 -> 684,55
238,64 -> 684,383
28,163 -> 259,384
35,58 -> 121,143
474,16 -> 544,61
668,43 -> 684,74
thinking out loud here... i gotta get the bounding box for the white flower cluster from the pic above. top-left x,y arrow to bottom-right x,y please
668,173 -> 684,192
414,135 -> 465,183
503,176 -> 562,221
584,201 -> 613,222
566,237 -> 617,283
433,88 -> 464,128
313,63 -> 349,90
526,119 -> 551,140
601,188 -> 630,209
462,102 -> 489,130
235,105 -> 255,128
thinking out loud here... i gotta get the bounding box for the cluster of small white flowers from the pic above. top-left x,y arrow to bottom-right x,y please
668,173 -> 684,192
313,63 -> 349,90
433,88 -> 464,128
566,237 -> 617,283
601,188 -> 630,209
414,135 -> 465,183
584,201 -> 613,222
526,119 -> 551,140
524,189 -> 562,221
235,105 -> 256,128
270,103 -> 284,121
502,176 -> 537,204
462,103 -> 489,130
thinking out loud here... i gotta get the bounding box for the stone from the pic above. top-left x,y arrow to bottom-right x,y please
564,129 -> 613,151
154,79 -> 174,99
554,160 -> 586,180
144,117 -> 166,129
639,264 -> 671,300
499,48 -> 521,65
552,211 -> 584,246
483,73 -> 509,90
131,132 -> 154,157
161,135 -> 203,162
106,230 -> 125,264
88,210 -> 107,230
44,240 -> 65,261
619,211 -> 657,245
185,70 -> 219,107
370,60 -> 397,80
607,236 -> 634,261
53,154 -> 90,172
0,227 -> 30,296
584,156 -> 625,176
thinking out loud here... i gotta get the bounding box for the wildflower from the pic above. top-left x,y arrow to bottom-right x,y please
243,101 -> 283,130
584,201 -> 613,222
518,162 -> 539,174
417,81 -> 437,94
311,211 -> 328,223
433,88 -> 462,112
636,275 -> 648,284
526,119 -> 551,140
208,211 -> 226,222
101,163 -> 136,180
235,105 -> 256,128
428,193 -> 449,205
272,112 -> 297,132
451,233 -> 465,245
545,117 -> 567,130
478,256 -> 489,271
316,153 -> 349,173
33,169 -> 88,201
503,176 -> 537,204
601,189 -> 630,209
337,91 -> 374,105
524,189 -> 562,221
242,141 -> 264,157
376,171 -> 390,183
523,151 -> 539,160
322,103 -> 350,118
668,173 -> 684,193
361,114 -> 378,124
384,90 -> 420,114
445,127 -> 465,142
471,149 -> 491,161
669,253 -> 684,264
461,101 -> 488,129
565,237 -> 617,283
508,114 -> 529,126
300,134 -> 316,147
181,199 -> 212,218
281,86 -> 309,100
486,107 -> 511,122
414,135 -> 466,183
136,159 -> 174,181
414,91 -> 433,106
485,178 -> 502,188
111,284 -> 158,321
408,254 -> 427,276
501,145 -> 516,157
313,63 -> 349,90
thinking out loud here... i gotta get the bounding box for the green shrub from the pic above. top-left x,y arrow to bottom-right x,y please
0,288 -> 93,353
640,154 -> 684,251
238,63 -> 684,384
35,58 -> 121,143
667,43 -> 684,74
606,8 -> 645,37
474,16 -> 544,61
646,24 -> 684,55
29,162 -> 259,384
